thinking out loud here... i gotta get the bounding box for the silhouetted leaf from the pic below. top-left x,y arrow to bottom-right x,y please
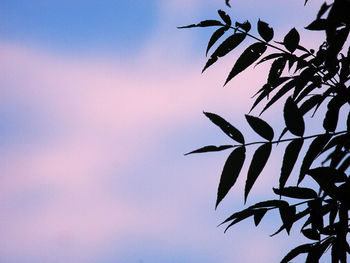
225,0 -> 231,8
280,243 -> 313,263
317,2 -> 331,19
305,19 -> 327,31
271,207 -> 310,237
268,57 -> 287,87
260,80 -> 296,114
204,112 -> 245,143
206,26 -> 228,56
245,143 -> 272,202
280,138 -> 304,189
298,134 -> 331,184
224,209 -> 255,232
245,115 -> 274,141
279,203 -> 296,234
309,199 -> 325,231
283,28 -> 300,53
203,33 -> 246,72
306,168 -> 345,200
225,42 -> 267,85
302,229 -> 320,240
185,145 -> 233,155
257,19 -> 274,42
178,20 -> 223,28
254,209 -> 267,226
235,20 -> 251,32
323,96 -> 346,132
299,94 -> 323,116
273,187 -> 317,199
250,84 -> 271,113
250,199 -> 288,209
256,53 -> 284,66
216,146 -> 246,208
218,10 -> 231,26
284,97 -> 305,136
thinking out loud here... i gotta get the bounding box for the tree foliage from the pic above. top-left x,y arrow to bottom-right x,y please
180,0 -> 350,262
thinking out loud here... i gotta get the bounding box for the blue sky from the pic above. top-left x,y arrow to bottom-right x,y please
0,1 -> 333,262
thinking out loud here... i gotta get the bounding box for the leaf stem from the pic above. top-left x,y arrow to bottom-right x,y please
233,130 -> 347,148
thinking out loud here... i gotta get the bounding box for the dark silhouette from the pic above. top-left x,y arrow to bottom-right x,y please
180,0 -> 350,262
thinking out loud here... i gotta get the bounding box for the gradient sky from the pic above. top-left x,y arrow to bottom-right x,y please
0,1 -> 332,262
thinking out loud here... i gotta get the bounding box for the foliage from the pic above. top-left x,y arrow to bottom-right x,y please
180,0 -> 350,262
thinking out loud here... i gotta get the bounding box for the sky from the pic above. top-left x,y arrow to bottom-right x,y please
0,1 -> 333,262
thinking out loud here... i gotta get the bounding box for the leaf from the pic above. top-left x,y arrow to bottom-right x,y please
268,57 -> 287,87
255,53 -> 284,66
305,19 -> 327,31
245,115 -> 274,141
279,203 -> 296,234
206,26 -> 228,56
284,97 -> 305,137
306,168 -> 344,200
235,20 -> 251,32
317,2 -> 331,19
273,187 -> 317,199
283,28 -> 300,53
280,138 -> 304,189
216,147 -> 246,208
299,94 -> 323,116
298,134 -> 331,184
323,96 -> 346,132
250,199 -> 288,209
260,79 -> 296,114
218,10 -> 231,26
225,0 -> 231,8
308,199 -> 324,230
254,209 -> 267,226
224,209 -> 255,232
257,19 -> 274,42
244,143 -> 272,202
250,84 -> 271,113
184,145 -> 233,155
203,112 -> 245,143
202,33 -> 246,72
225,42 -> 267,85
280,243 -> 313,263
302,229 -> 320,241
178,20 -> 223,28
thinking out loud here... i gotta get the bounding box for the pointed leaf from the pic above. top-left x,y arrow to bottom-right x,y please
268,57 -> 287,87
216,147 -> 246,208
245,143 -> 272,202
279,203 -> 296,234
218,10 -> 231,26
273,187 -> 318,199
284,97 -> 305,136
178,20 -> 223,28
203,33 -> 246,72
225,0 -> 231,7
280,138 -> 304,189
302,228 -> 320,240
254,209 -> 267,226
280,243 -> 313,263
245,115 -> 274,141
260,79 -> 296,114
305,19 -> 327,31
257,19 -> 274,42
298,134 -> 332,184
235,20 -> 251,32
256,52 -> 284,66
185,145 -> 233,155
284,28 -> 300,53
204,112 -> 245,143
225,42 -> 267,85
206,26 -> 228,56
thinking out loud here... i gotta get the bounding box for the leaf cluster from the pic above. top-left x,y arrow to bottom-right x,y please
180,0 -> 350,262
